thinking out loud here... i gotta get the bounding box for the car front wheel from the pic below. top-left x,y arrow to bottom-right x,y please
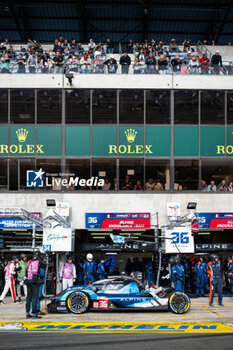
66,291 -> 90,314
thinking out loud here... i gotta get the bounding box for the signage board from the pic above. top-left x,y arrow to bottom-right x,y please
196,213 -> 233,230
0,212 -> 41,229
163,226 -> 194,253
167,203 -> 181,217
55,202 -> 70,217
43,226 -> 73,252
195,243 -> 233,252
85,213 -> 150,229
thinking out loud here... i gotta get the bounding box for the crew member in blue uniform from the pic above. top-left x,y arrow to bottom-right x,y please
83,253 -> 95,285
207,254 -> 223,306
171,257 -> 185,292
228,258 -> 233,293
145,261 -> 154,287
194,258 -> 205,297
76,257 -> 84,284
97,259 -> 107,280
181,256 -> 191,291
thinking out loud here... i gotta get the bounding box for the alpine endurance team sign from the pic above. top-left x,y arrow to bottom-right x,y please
85,213 -> 150,229
163,227 -> 194,253
196,213 -> 233,229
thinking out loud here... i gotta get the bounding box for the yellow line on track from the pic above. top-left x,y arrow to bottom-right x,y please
199,304 -> 224,318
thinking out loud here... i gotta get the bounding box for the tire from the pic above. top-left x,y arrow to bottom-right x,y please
66,291 -> 90,314
168,292 -> 191,314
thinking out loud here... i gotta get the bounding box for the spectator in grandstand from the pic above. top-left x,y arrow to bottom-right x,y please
228,42 -> 232,46
171,56 -> 182,73
93,55 -> 105,74
15,53 -> 26,73
145,178 -> 154,190
211,50 -> 223,74
127,39 -> 134,53
120,51 -> 131,74
133,57 -> 143,74
211,40 -> 215,46
0,42 -> 6,53
147,45 -> 155,56
66,54 -> 79,73
40,52 -> 50,74
94,44 -> 105,59
207,180 -> 217,192
156,41 -> 164,56
113,178 -> 117,191
199,53 -> 210,74
8,45 -> 16,60
150,38 -> 156,51
203,39 -> 208,45
158,54 -> 169,74
153,181 -> 163,191
228,182 -> 233,191
183,39 -> 193,52
121,175 -> 132,190
134,42 -> 141,56
56,41 -> 64,54
180,62 -> 188,74
52,50 -> 65,74
59,36 -> 63,43
137,48 -> 146,63
63,47 -> 70,60
36,44 -> 43,55
88,38 -> 96,51
188,55 -> 199,74
201,180 -> 208,192
26,52 -> 37,73
102,178 -> 111,190
63,39 -> 69,49
80,53 -> 92,74
77,43 -> 84,56
70,39 -> 77,51
25,47 -> 32,60
104,56 -> 118,74
27,38 -> 34,49
53,39 -> 59,52
217,179 -> 228,191
169,39 -> 180,53
184,50 -> 193,64
145,52 -> 157,74
106,38 -> 114,54
134,180 -> 143,191
1,53 -> 11,73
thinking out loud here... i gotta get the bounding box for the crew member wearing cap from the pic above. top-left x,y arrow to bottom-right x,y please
0,256 -> 19,304
60,256 -> 76,291
207,254 -> 223,306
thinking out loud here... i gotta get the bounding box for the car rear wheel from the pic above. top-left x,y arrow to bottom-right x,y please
66,291 -> 90,314
168,292 -> 191,314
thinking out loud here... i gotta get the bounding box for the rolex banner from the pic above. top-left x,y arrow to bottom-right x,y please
163,227 -> 194,253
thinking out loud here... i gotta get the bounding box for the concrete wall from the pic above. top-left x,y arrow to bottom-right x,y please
0,193 -> 232,229
0,74 -> 233,90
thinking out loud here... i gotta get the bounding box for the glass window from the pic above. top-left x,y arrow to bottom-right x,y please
227,91 -> 233,125
10,90 -> 35,124
66,90 -> 90,124
36,159 -> 61,190
174,160 -> 199,190
37,90 -> 62,124
146,90 -> 170,124
65,159 -> 90,190
9,159 -> 18,191
201,91 -> 225,125
174,90 -> 198,124
0,90 -> 8,123
92,159 -> 116,191
119,159 -> 144,190
201,159 -> 233,191
20,159 -> 36,190
93,90 -> 117,124
119,90 -> 143,124
0,159 -> 8,189
145,160 -> 170,190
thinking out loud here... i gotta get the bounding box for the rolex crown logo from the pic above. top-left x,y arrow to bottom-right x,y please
16,128 -> 28,143
125,129 -> 137,143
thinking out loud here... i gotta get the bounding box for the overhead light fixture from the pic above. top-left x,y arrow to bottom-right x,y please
187,202 -> 197,210
46,199 -> 56,208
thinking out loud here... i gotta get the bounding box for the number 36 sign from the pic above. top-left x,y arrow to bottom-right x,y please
163,227 -> 194,253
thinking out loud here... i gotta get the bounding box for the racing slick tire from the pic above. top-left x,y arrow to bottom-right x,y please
168,292 -> 191,314
66,291 -> 90,314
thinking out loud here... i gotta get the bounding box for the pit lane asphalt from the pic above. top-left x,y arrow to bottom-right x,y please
0,333 -> 233,350
0,296 -> 233,323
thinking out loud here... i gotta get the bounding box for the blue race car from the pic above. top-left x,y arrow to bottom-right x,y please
48,276 -> 191,314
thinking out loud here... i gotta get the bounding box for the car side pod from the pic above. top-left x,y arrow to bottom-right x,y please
168,292 -> 191,314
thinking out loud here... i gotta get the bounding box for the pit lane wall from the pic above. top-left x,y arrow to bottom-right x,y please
0,193 -> 232,229
0,74 -> 233,90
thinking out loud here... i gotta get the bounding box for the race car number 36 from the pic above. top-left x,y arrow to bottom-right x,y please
99,300 -> 109,309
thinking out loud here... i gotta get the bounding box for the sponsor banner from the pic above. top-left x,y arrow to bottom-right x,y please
43,226 -> 73,252
78,242 -> 153,251
0,322 -> 233,333
0,212 -> 41,229
85,213 -> 150,229
55,202 -> 69,217
163,227 -> 194,253
195,243 -> 233,252
167,202 -> 181,217
196,213 -> 233,230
